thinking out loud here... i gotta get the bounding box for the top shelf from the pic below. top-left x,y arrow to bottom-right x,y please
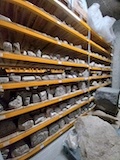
1,0 -> 111,56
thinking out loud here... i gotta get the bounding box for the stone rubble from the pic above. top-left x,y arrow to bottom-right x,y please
3,42 -> 12,52
9,95 -> 23,109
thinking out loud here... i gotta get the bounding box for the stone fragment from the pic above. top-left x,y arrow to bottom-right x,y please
48,75 -> 55,80
92,81 -> 98,86
56,74 -> 62,79
13,42 -> 21,54
23,50 -> 27,56
30,128 -> 48,147
82,97 -> 88,101
3,42 -> 12,52
0,14 -> 11,22
68,113 -> 74,120
22,92 -> 31,106
9,74 -> 21,82
0,98 -> 7,112
0,119 -> 16,138
54,107 -> 61,113
31,94 -> 40,103
11,140 -> 29,158
95,87 -> 119,116
28,51 -> 36,57
67,98 -> 75,106
46,108 -> 54,117
39,91 -> 47,101
59,103 -> 67,110
42,75 -> 49,80
66,85 -> 71,93
9,95 -> 23,109
55,85 -> 66,97
82,69 -> 89,77
36,49 -> 42,57
18,114 -> 34,131
1,148 -> 9,159
72,85 -> 78,92
58,119 -> 65,128
33,113 -> 45,124
47,88 -> 53,100
75,116 -> 120,160
35,76 -> 41,81
0,77 -> 9,83
42,54 -> 50,59
48,123 -> 59,136
64,116 -> 70,124
22,76 -> 35,81
81,82 -> 86,89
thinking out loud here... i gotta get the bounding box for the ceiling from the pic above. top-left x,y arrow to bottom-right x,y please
86,0 -> 120,20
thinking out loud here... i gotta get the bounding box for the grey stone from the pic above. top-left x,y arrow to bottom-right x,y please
58,119 -> 65,128
3,42 -> 12,52
36,49 -> 42,57
11,140 -> 29,158
72,85 -> 78,92
75,116 -> 120,160
33,113 -> 46,124
22,76 -> 35,81
13,42 -> 21,54
81,82 -> 86,89
9,74 -> 21,82
67,98 -> 75,106
39,91 -> 47,101
48,123 -> 59,136
47,88 -> 53,100
54,107 -> 61,113
18,114 -> 34,131
0,14 -> 11,22
1,148 -> 9,159
42,75 -> 49,80
62,73 -> 66,79
66,85 -> 71,93
66,75 -> 73,78
22,92 -> 31,106
23,50 -> 27,55
65,56 -> 69,61
48,75 -> 56,80
59,103 -> 67,110
35,76 -> 41,81
31,94 -> 40,103
42,54 -> 50,59
0,77 -> 9,83
50,112 -> 57,117
57,74 -> 63,79
95,87 -> 119,116
0,119 -> 16,138
82,97 -> 88,101
28,51 -> 36,57
68,113 -> 74,120
9,95 -> 23,109
92,81 -> 98,86
64,116 -> 70,124
0,104 -> 3,112
55,85 -> 66,97
82,69 -> 89,77
30,128 -> 48,147
46,108 -> 54,117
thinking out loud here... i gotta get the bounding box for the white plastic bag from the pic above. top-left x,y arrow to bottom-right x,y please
88,3 -> 116,43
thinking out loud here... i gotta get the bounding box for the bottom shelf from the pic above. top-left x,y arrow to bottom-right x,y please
13,121 -> 75,160
11,104 -> 96,160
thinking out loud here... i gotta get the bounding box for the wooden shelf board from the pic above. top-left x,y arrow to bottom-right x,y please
0,101 -> 88,148
89,75 -> 111,80
0,89 -> 87,120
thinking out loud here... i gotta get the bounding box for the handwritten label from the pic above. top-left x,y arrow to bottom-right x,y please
59,80 -> 62,83
57,21 -> 61,25
59,98 -> 62,101
58,61 -> 62,64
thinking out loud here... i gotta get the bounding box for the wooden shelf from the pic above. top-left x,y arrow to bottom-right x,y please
89,67 -> 112,71
0,77 -> 87,90
0,20 -> 89,56
0,100 -> 88,148
49,0 -> 111,50
2,0 -> 110,56
89,75 -> 111,80
89,82 -> 112,91
90,53 -> 111,63
0,89 -> 87,120
10,121 -> 75,160
0,51 -> 88,69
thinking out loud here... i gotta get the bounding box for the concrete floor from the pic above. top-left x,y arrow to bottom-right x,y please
29,127 -> 73,160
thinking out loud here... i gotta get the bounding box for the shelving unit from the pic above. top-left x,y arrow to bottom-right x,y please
0,0 -> 112,159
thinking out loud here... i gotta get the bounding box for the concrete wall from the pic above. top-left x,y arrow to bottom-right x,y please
112,20 -> 120,89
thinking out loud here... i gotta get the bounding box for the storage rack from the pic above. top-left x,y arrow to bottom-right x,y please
0,0 -> 112,159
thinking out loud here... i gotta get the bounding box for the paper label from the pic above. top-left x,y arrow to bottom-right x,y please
58,61 -> 62,64
0,115 -> 6,120
40,144 -> 44,149
59,80 -> 62,83
3,141 -> 10,147
0,53 -> 3,57
59,98 -> 62,101
57,21 -> 61,25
